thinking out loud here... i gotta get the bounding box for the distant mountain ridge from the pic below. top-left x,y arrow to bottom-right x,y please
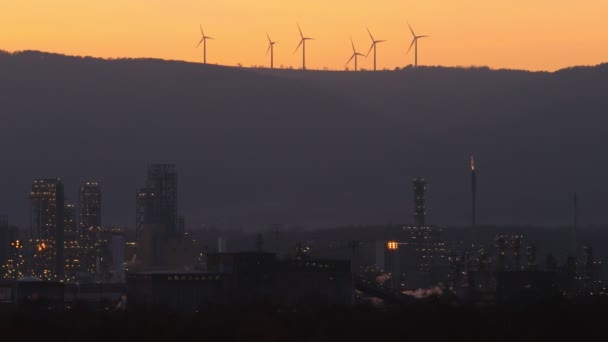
1,50 -> 607,230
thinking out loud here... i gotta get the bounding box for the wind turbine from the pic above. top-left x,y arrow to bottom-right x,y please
346,38 -> 365,71
366,28 -> 386,71
266,33 -> 276,69
294,24 -> 314,70
407,23 -> 429,67
196,25 -> 214,64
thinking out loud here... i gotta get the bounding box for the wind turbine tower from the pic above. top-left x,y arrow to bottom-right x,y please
266,33 -> 277,69
346,39 -> 365,71
295,24 -> 314,70
407,23 -> 429,67
196,25 -> 214,64
366,28 -> 386,71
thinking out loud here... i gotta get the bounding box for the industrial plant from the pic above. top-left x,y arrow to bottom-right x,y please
1,157 -> 604,312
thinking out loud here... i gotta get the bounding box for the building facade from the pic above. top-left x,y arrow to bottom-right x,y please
29,179 -> 65,279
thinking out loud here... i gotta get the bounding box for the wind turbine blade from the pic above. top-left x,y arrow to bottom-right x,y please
267,33 -> 272,43
377,40 -> 387,43
207,36 -> 214,40
346,54 -> 355,66
366,43 -> 374,57
366,27 -> 374,41
297,23 -> 304,38
267,44 -> 272,56
294,40 -> 303,54
418,35 -> 429,38
351,38 -> 356,53
408,23 -> 416,37
407,38 -> 416,53
200,25 -> 204,36
356,53 -> 365,57
196,37 -> 204,47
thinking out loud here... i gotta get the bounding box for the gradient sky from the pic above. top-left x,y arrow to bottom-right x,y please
1,1 -> 607,71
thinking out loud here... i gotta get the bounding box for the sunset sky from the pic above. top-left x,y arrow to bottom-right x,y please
1,1 -> 607,71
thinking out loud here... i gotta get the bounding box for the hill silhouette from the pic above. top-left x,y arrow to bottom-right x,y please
1,50 -> 607,230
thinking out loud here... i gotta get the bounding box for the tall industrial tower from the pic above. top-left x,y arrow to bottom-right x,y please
413,177 -> 427,227
30,179 -> 65,279
470,155 -> 477,248
470,155 -> 477,228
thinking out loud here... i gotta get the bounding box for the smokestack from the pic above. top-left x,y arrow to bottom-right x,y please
470,155 -> 477,246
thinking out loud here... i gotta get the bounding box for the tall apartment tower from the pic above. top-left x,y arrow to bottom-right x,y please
29,179 -> 65,279
413,178 -> 427,227
135,188 -> 157,239
64,202 -> 77,242
79,182 -> 102,239
136,164 -> 179,238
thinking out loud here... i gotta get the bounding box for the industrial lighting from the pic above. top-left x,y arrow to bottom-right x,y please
387,241 -> 399,250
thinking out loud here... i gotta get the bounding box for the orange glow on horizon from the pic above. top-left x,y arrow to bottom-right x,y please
1,1 -> 607,71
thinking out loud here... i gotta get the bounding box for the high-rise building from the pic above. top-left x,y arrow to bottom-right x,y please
64,202 -> 77,241
79,182 -> 102,239
135,164 -> 192,271
135,188 -> 157,239
29,179 -> 65,279
412,177 -> 426,227
136,164 -> 180,238
79,181 -> 102,279
63,201 -> 81,281
2,239 -> 25,280
147,164 -> 179,236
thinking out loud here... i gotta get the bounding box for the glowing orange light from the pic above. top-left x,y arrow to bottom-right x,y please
387,241 -> 399,250
470,154 -> 475,171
